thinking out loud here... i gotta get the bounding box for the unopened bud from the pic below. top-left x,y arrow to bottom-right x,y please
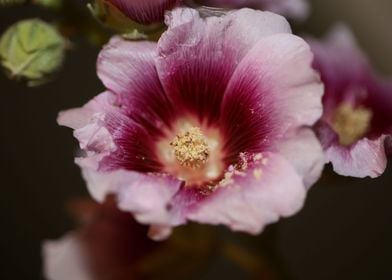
89,0 -> 179,36
0,19 -> 66,86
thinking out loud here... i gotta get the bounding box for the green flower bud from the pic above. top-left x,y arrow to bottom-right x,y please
0,19 -> 66,86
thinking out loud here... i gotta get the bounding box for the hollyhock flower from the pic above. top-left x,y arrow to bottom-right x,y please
198,0 -> 309,20
58,8 -> 324,240
43,197 -> 159,280
100,0 -> 180,24
308,25 -> 392,178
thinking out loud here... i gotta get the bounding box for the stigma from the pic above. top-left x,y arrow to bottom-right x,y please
170,127 -> 210,169
332,103 -> 373,146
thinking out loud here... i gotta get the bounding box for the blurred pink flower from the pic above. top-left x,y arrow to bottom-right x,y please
103,0 -> 180,24
198,0 -> 309,20
308,25 -> 392,178
58,8 -> 323,240
43,197 -> 159,280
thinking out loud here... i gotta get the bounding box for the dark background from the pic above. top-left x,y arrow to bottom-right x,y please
1,0 -> 392,279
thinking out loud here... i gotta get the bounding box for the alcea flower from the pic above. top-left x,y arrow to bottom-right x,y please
308,25 -> 392,178
198,0 -> 309,20
58,8 -> 323,240
95,0 -> 180,25
43,197 -> 159,280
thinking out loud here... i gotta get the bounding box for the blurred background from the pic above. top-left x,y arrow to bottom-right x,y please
0,0 -> 391,279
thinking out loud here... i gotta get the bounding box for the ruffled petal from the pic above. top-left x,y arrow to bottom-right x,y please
157,8 -> 291,122
57,91 -> 116,130
58,92 -> 118,171
187,152 -> 306,234
279,128 -> 325,189
77,166 -> 183,225
325,135 -> 388,178
220,33 -> 323,159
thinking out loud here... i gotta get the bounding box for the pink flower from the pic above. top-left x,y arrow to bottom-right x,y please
58,8 -> 324,240
103,0 -> 180,24
198,0 -> 309,20
43,197 -> 159,280
308,25 -> 392,178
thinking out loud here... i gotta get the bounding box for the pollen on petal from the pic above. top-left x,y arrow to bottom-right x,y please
253,168 -> 263,180
332,103 -> 373,146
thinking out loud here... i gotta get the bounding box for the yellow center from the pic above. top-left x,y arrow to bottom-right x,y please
170,127 -> 210,169
332,103 -> 373,146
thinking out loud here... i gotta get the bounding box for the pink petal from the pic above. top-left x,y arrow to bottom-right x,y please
97,37 -> 174,135
221,33 -> 323,158
77,167 -> 183,225
99,111 -> 162,172
43,234 -> 91,280
187,152 -> 306,234
57,91 -> 116,130
97,37 -> 157,96
279,128 -> 325,189
58,92 -> 118,172
157,8 -> 291,122
325,135 -> 388,178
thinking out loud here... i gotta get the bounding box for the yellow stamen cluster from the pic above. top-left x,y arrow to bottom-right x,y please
332,103 -> 373,146
170,127 -> 210,169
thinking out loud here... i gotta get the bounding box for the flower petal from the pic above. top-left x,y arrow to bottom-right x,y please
220,33 -> 323,159
57,91 -> 116,130
157,8 -> 291,122
43,234 -> 91,280
97,37 -> 174,134
279,128 -> 325,189
325,135 -> 388,178
77,166 -> 183,225
58,92 -> 118,171
99,111 -> 163,172
187,152 -> 306,234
